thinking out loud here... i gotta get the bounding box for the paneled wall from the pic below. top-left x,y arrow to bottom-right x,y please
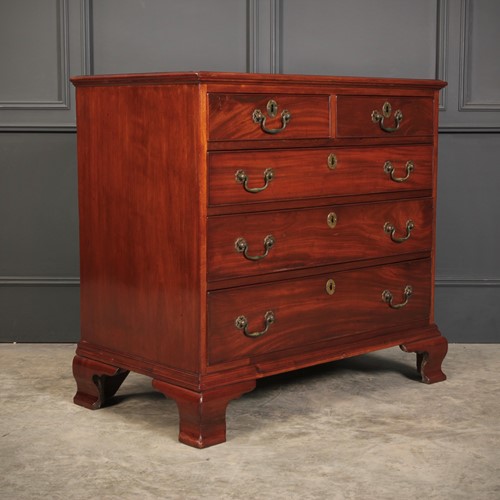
1,0 -> 498,342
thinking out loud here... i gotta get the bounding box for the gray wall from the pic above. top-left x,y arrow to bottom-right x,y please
1,0 -> 498,342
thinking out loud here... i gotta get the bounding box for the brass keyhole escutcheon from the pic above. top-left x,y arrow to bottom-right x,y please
327,153 -> 337,170
326,279 -> 336,295
266,99 -> 278,118
327,212 -> 337,229
382,101 -> 392,117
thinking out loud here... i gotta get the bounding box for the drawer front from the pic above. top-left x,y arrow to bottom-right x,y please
207,198 -> 432,281
336,96 -> 433,138
208,259 -> 431,364
208,93 -> 330,141
209,145 -> 433,206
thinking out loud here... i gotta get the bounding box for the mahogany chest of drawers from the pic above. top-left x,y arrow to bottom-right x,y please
71,72 -> 448,448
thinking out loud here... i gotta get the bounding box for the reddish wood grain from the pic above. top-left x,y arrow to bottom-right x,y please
153,379 -> 256,448
207,259 -> 432,364
401,335 -> 448,383
71,71 -> 446,91
72,72 -> 448,447
73,355 -> 129,409
336,96 -> 433,138
76,83 -> 205,372
207,198 -> 433,281
209,145 -> 433,206
208,93 -> 330,141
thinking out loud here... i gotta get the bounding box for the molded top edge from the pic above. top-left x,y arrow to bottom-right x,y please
71,71 -> 447,90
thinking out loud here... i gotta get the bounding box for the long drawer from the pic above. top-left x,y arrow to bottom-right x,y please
207,198 -> 432,281
208,145 -> 432,206
208,258 -> 431,364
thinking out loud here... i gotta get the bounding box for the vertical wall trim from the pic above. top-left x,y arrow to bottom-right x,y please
270,0 -> 282,74
247,0 -> 258,73
459,0 -> 471,110
0,0 -> 70,109
437,0 -> 448,110
459,0 -> 500,110
81,0 -> 94,75
58,0 -> 70,107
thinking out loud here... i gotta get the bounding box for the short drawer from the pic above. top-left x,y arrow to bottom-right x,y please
208,259 -> 431,364
336,96 -> 434,138
208,145 -> 433,206
207,198 -> 432,281
208,93 -> 330,141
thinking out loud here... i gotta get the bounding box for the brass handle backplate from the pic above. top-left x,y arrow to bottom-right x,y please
235,168 -> 274,193
371,101 -> 403,133
382,285 -> 413,309
252,100 -> 291,134
235,310 -> 275,338
384,160 -> 414,183
384,220 -> 415,243
235,234 -> 275,261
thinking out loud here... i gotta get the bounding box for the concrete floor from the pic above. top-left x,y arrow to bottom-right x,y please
0,344 -> 499,500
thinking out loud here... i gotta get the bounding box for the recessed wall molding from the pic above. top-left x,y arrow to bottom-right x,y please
0,0 -> 91,130
247,0 -> 282,73
435,277 -> 500,287
247,0 -> 258,73
0,0 -> 70,110
0,276 -> 80,287
439,126 -> 500,133
437,0 -> 448,111
81,0 -> 93,75
459,0 -> 500,111
270,0 -> 282,74
2,276 -> 499,288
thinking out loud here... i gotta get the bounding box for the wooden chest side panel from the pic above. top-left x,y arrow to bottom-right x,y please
76,84 -> 205,372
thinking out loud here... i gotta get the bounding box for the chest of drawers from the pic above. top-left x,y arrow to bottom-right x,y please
71,72 -> 448,448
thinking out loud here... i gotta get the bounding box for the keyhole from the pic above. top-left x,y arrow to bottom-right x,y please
327,212 -> 337,229
327,153 -> 337,170
326,279 -> 336,295
267,99 -> 278,118
382,101 -> 392,117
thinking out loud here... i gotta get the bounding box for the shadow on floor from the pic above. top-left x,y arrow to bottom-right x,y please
102,350 -> 420,410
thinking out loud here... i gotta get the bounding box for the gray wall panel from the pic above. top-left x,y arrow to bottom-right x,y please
0,285 -> 79,342
0,0 -> 85,129
0,133 -> 79,278
436,134 -> 500,279
435,285 -> 500,343
0,0 -> 63,103
1,0 -> 499,342
461,0 -> 500,108
435,133 -> 500,343
91,0 -> 249,74
440,0 -> 500,129
282,0 -> 438,77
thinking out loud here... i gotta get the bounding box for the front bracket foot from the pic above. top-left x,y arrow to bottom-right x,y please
400,336 -> 448,384
72,355 -> 129,409
152,379 -> 256,448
